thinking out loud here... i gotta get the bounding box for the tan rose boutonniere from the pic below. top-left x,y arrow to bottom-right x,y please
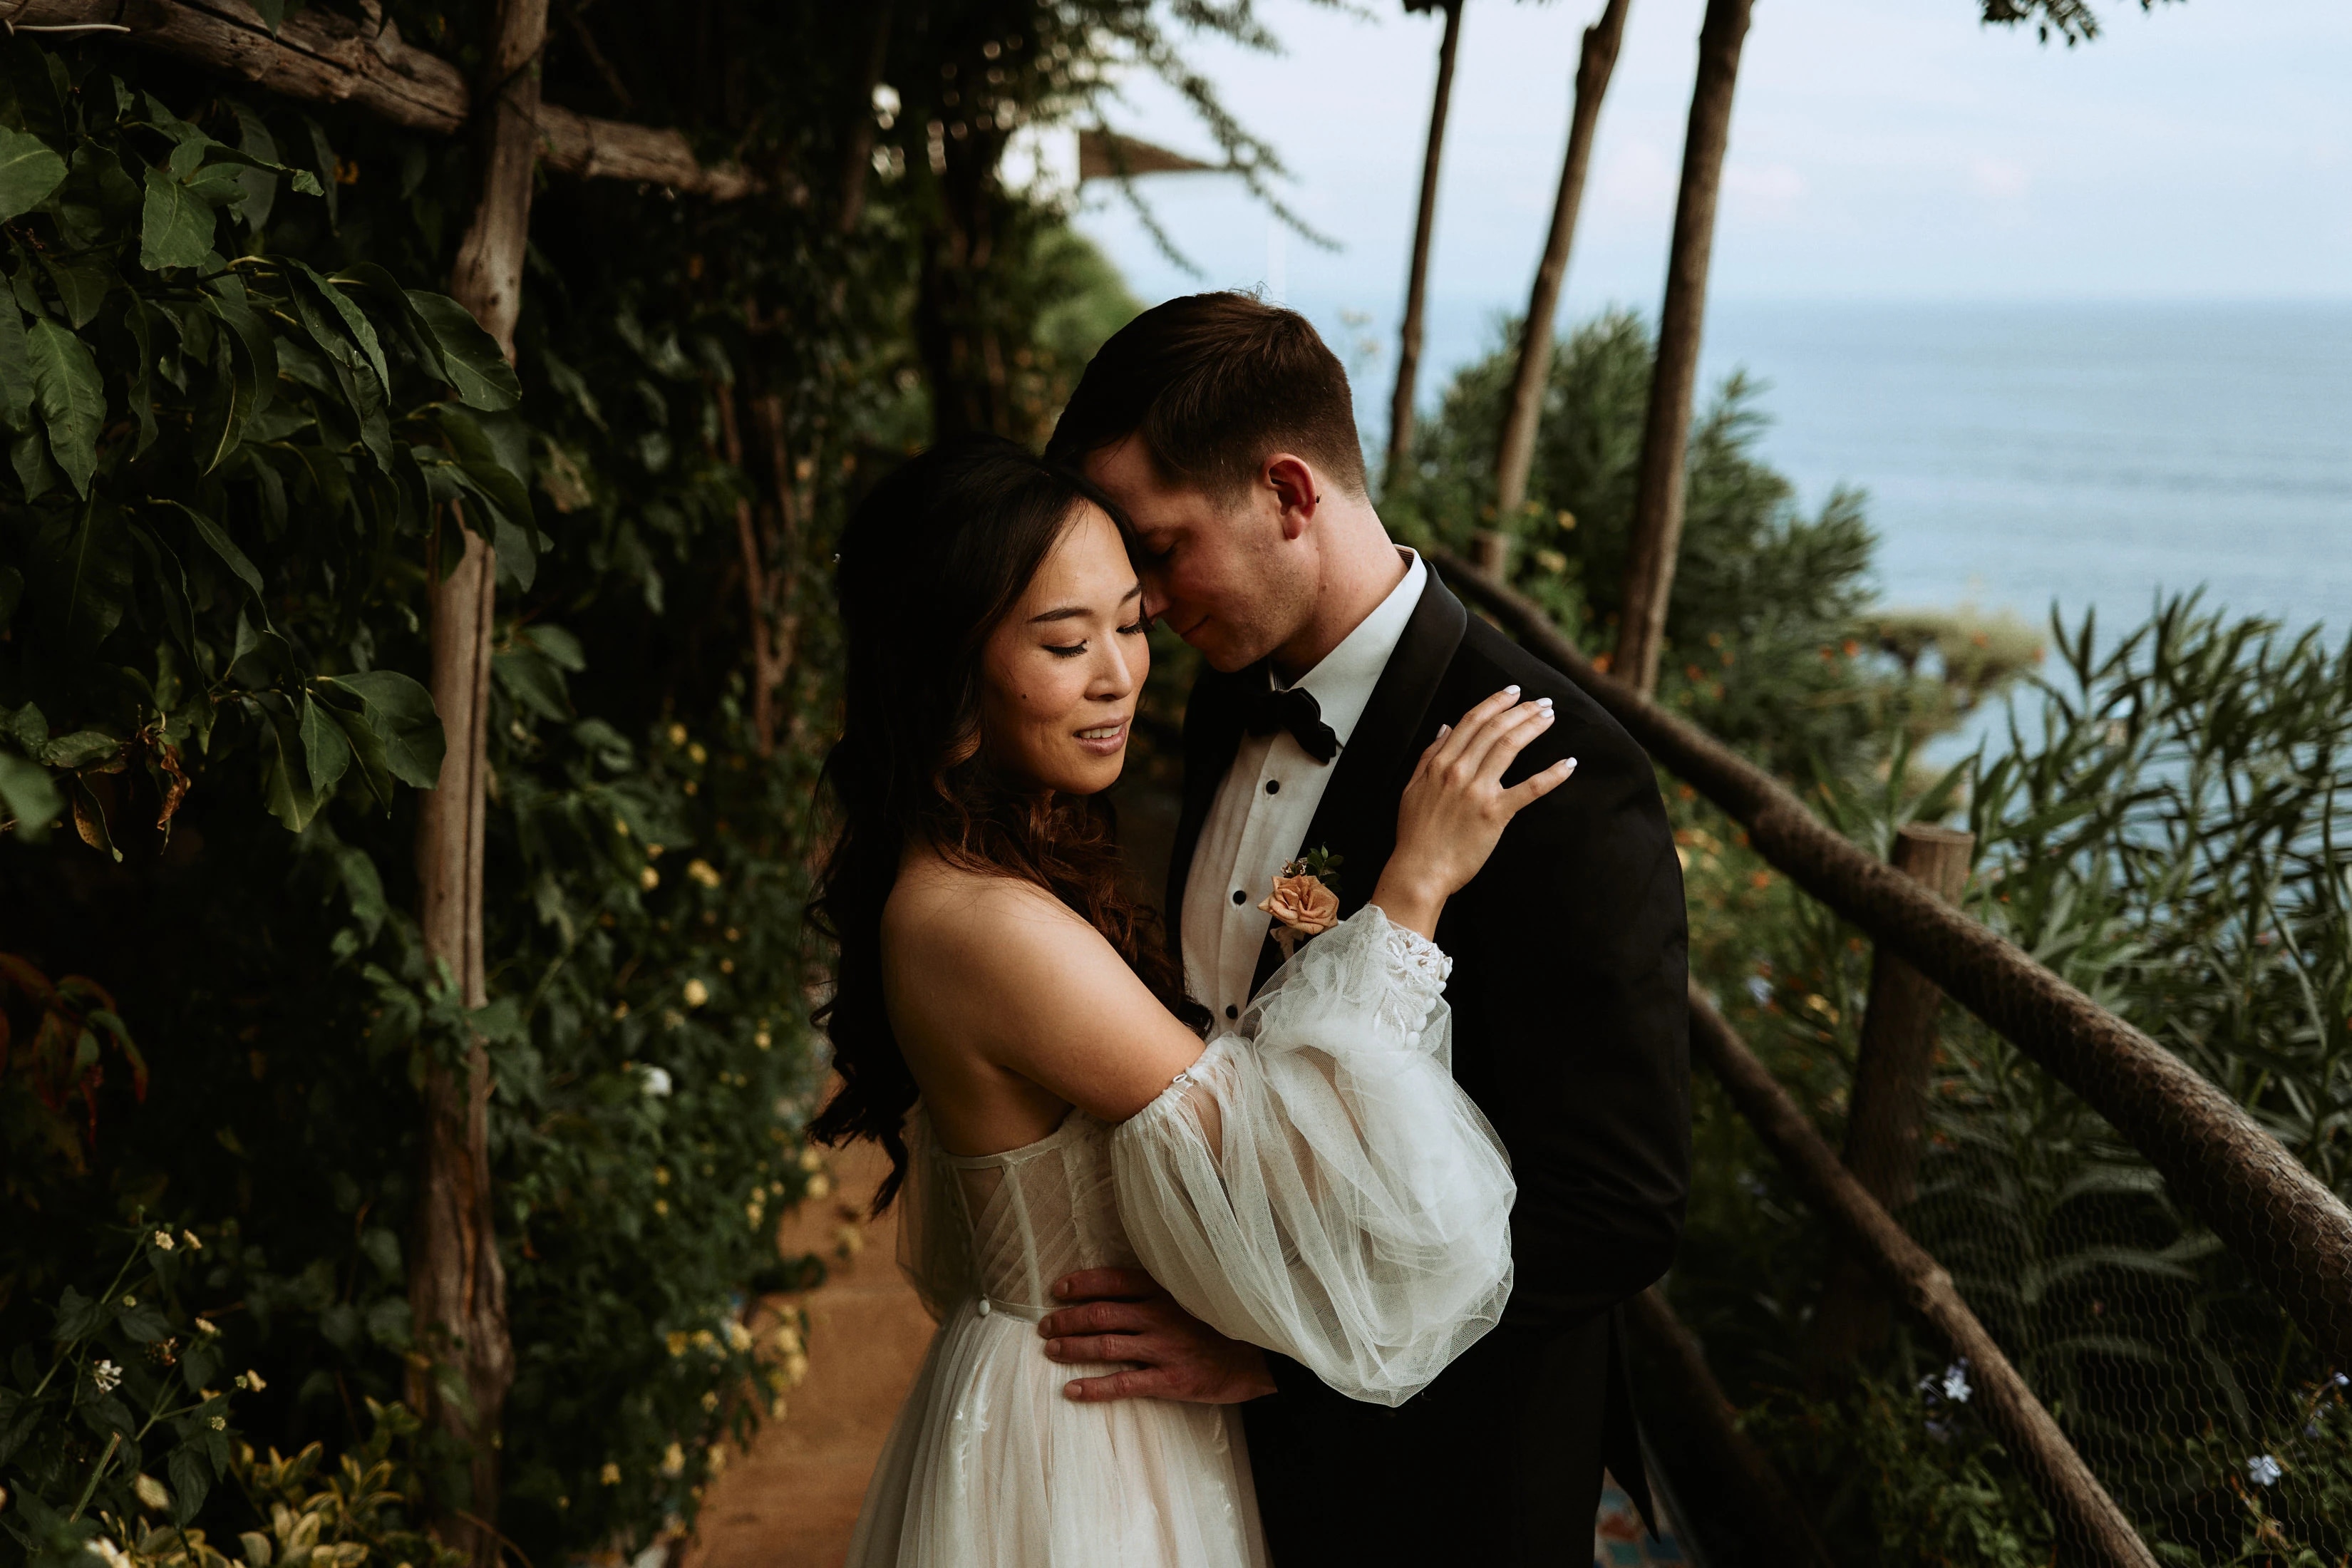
1259,847 -> 1343,959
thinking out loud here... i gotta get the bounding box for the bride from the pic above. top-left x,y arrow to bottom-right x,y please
809,439 -> 1576,1567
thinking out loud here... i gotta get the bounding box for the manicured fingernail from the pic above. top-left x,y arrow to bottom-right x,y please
1438,723 -> 1452,738
1564,757 -> 1579,773
1505,684 -> 1521,696
1536,697 -> 1554,709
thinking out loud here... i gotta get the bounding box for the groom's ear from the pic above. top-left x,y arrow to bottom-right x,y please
1264,453 -> 1321,541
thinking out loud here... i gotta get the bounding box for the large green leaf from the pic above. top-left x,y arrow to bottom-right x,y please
26,316 -> 103,496
292,262 -> 388,395
0,125 -> 67,223
324,671 -> 445,790
36,251 -> 113,331
0,747 -> 62,835
158,500 -> 263,602
406,289 -> 520,411
139,163 -> 217,272
48,502 -> 133,654
0,296 -> 30,430
297,690 -> 352,798
56,143 -> 144,249
254,695 -> 319,832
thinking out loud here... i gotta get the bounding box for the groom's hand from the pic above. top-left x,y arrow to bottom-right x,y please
1039,1268 -> 1276,1404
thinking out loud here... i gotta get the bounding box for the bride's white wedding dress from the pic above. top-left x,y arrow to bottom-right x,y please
844,907 -> 1518,1567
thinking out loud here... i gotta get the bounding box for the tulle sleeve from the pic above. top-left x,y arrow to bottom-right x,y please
1107,904 -> 1516,1407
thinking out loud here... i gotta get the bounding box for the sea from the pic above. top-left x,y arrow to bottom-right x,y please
1687,299 -> 2352,646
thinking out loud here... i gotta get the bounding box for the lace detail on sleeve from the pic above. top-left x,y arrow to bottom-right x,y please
1108,907 -> 1515,1408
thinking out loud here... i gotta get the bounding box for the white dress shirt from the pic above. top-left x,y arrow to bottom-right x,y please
1182,550 -> 1428,1026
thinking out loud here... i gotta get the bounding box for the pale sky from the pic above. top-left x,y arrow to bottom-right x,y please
1068,0 -> 2352,380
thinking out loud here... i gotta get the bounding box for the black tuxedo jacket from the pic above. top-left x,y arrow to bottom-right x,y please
1168,572 -> 1690,1564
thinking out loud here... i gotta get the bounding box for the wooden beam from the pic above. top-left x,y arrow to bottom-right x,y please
9,0 -> 767,200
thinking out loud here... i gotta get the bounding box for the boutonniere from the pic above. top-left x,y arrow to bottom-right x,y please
1259,847 -> 1343,960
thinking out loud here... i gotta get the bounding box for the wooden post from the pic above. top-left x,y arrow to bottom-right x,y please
1381,0 -> 1464,497
1810,823 -> 1975,1376
410,1 -> 545,1560
1467,527 -> 1510,579
1611,0 -> 1753,695
1491,0 -> 1630,525
1622,1287 -> 1834,1567
1688,987 -> 2160,1568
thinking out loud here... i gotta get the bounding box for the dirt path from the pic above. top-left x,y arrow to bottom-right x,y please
686,1137 -> 929,1568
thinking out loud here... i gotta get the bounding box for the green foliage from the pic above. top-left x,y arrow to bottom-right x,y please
0,48 -> 532,849
1667,598 -> 2352,1561
0,1226 -> 245,1568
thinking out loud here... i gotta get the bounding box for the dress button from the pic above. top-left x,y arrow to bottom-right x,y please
1232,888 -> 1247,904
1265,779 -> 1280,795
977,1299 -> 991,1318
1225,1004 -> 1239,1020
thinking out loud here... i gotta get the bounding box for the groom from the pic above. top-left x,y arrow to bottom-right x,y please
1036,292 -> 1691,1562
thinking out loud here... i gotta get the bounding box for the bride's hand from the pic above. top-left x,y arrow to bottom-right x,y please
1370,686 -> 1577,939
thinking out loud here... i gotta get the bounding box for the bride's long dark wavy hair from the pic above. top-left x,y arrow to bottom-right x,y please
806,438 -> 1198,1212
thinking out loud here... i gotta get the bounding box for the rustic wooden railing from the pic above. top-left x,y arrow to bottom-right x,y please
11,0 -> 775,200
1433,552 -> 2352,1567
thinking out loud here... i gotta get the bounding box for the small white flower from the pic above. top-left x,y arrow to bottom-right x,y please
209,1415 -> 225,1430
119,1295 -> 136,1309
91,1537 -> 134,1568
133,1473 -> 172,1512
181,1230 -> 202,1250
641,1066 -> 674,1098
92,1360 -> 124,1393
153,1230 -> 175,1251
1941,1361 -> 1973,1404
683,979 -> 710,1009
659,1441 -> 686,1478
2247,1454 -> 2283,1487
194,1318 -> 220,1337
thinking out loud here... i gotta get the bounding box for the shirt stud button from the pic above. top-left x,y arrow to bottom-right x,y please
977,1299 -> 991,1318
1265,779 -> 1280,795
1225,1004 -> 1239,1020
1232,888 -> 1247,904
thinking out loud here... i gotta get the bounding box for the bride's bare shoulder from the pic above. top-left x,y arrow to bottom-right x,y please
884,844 -> 1100,979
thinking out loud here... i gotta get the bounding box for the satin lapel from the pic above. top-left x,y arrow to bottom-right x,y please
1250,574 -> 1470,994
1165,661 -> 1255,961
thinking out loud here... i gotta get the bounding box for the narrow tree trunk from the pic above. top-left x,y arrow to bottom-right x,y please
1491,0 -> 1631,525
837,0 -> 897,234
1381,0 -> 1464,497
1611,0 -> 1753,694
411,2 -> 545,1559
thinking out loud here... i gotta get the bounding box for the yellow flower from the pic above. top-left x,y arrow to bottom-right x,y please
783,1351 -> 810,1386
600,1463 -> 621,1486
771,1324 -> 802,1357
194,1318 -> 219,1337
744,1201 -> 765,1228
804,1172 -> 831,1201
639,865 -> 661,891
666,1331 -> 688,1358
798,1147 -> 824,1172
723,1319 -> 753,1353
687,743 -> 708,765
769,1396 -> 788,1420
683,979 -> 710,1009
704,1443 -> 728,1475
701,1390 -> 720,1412
659,1442 -> 685,1478
614,816 -> 631,837
753,1030 -> 771,1051
653,1199 -> 669,1217
152,1229 -> 175,1251
134,1473 -> 171,1512
686,859 -> 721,888
655,1166 -> 671,1185
691,1329 -> 716,1351
612,1001 -> 631,1020
666,723 -> 688,747
182,1230 -> 202,1250
241,1368 -> 266,1392
718,958 -> 736,976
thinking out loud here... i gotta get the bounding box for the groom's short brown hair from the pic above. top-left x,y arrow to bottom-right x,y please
1046,292 -> 1368,501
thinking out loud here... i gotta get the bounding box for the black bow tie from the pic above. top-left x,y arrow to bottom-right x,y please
1243,683 -> 1340,764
